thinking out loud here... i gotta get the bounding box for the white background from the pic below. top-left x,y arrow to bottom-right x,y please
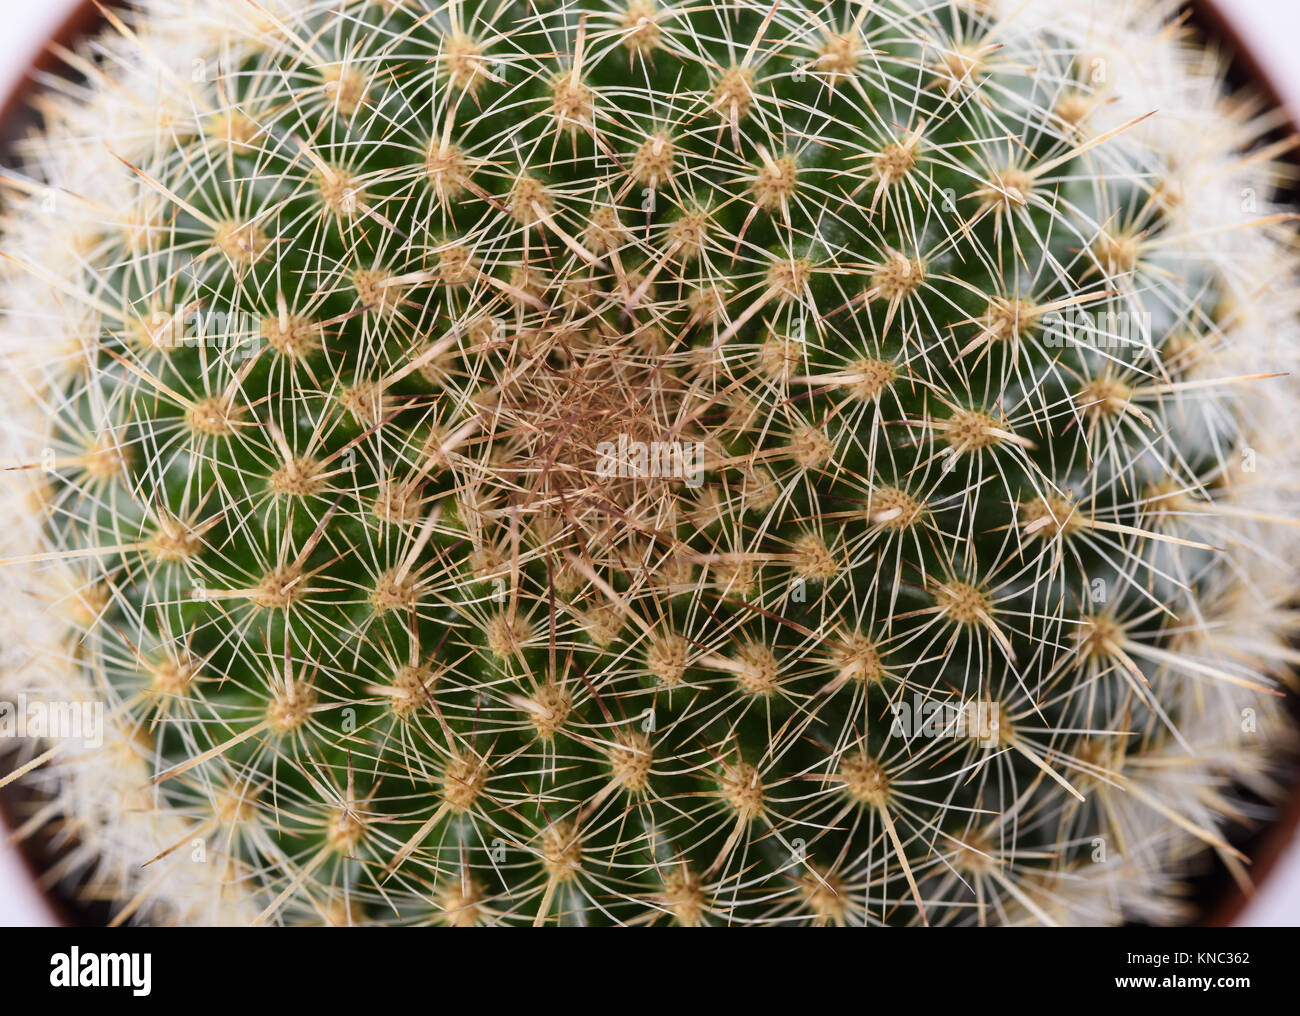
1,0 -> 1298,927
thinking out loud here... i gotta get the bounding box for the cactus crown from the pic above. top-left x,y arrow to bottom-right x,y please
1,0 -> 1297,926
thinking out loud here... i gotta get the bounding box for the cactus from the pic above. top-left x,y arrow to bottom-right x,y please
0,0 -> 1297,926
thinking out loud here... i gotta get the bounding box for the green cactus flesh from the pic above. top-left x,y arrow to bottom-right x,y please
11,0 -> 1297,925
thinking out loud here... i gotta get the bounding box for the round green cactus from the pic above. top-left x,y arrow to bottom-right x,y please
1,0 -> 1297,926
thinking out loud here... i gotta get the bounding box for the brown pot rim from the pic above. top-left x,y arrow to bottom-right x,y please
1178,0 -> 1300,927
0,0 -> 110,154
0,0 -> 1297,928
0,0 -> 109,930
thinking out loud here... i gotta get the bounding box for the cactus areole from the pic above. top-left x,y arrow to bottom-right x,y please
0,0 -> 1297,926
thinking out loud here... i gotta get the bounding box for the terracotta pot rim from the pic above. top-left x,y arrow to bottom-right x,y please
0,0 -> 113,931
1176,0 -> 1300,928
0,0 -> 1296,928
0,1 -> 111,154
